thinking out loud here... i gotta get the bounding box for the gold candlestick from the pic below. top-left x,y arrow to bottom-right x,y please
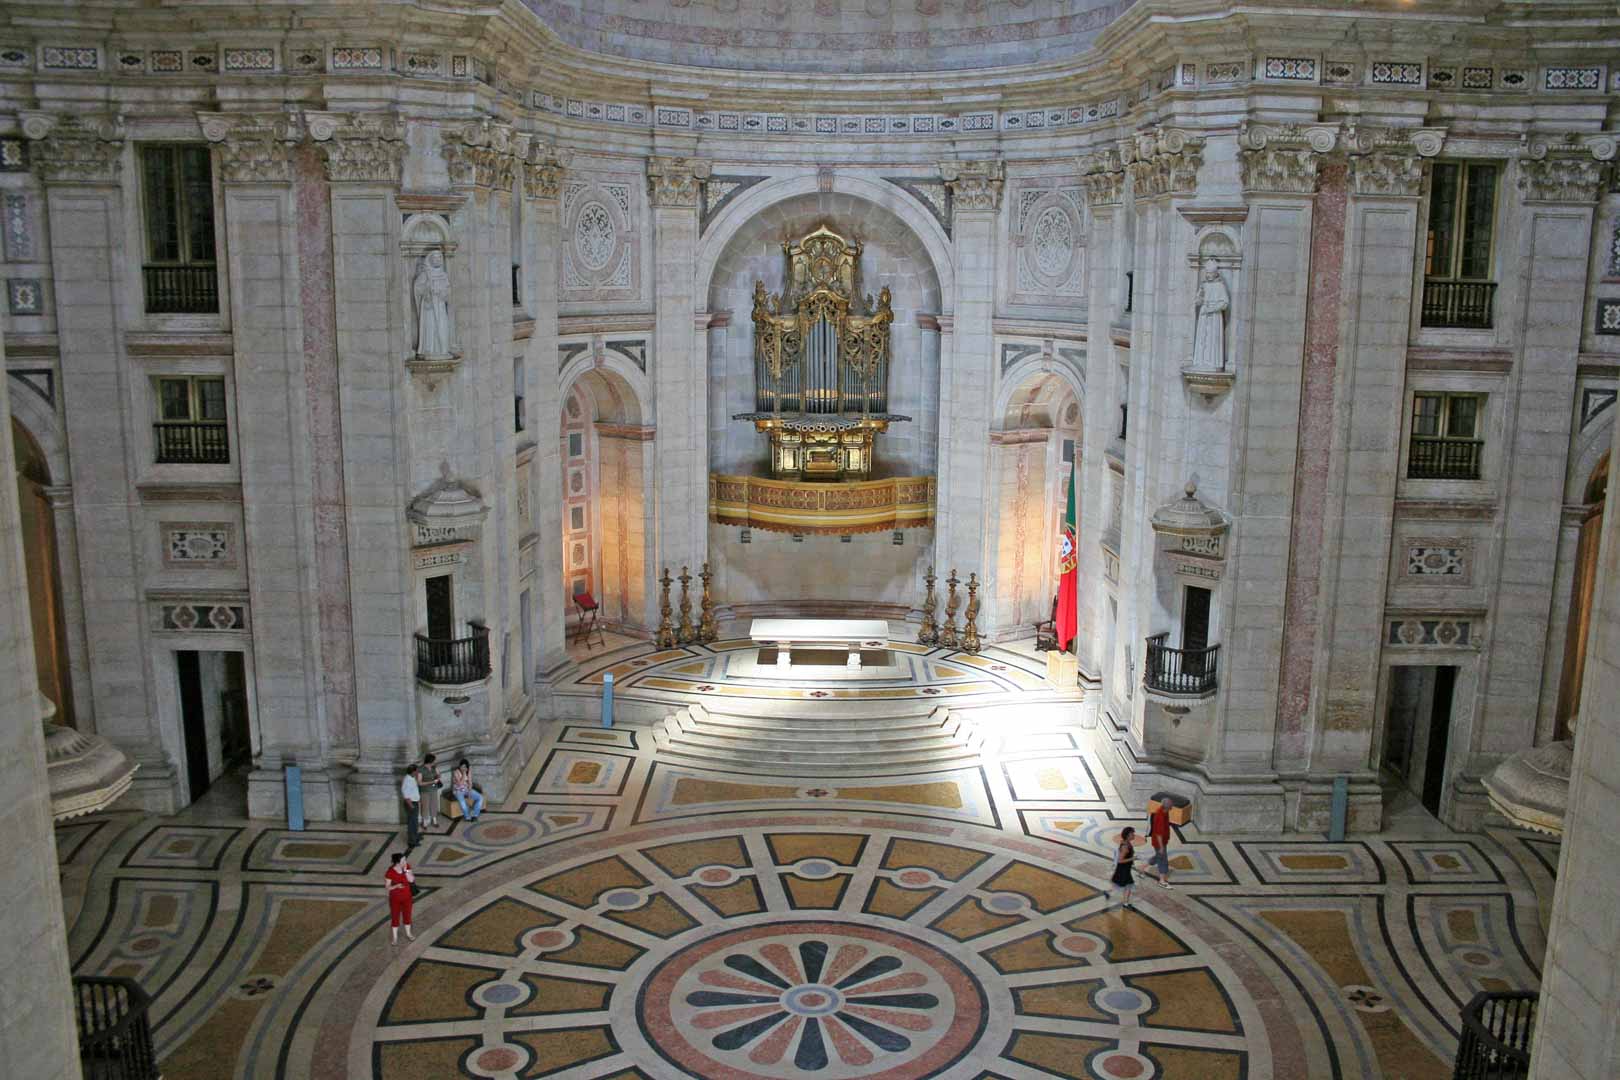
917,564 -> 938,646
677,565 -> 696,644
962,572 -> 982,654
698,562 -> 718,643
939,569 -> 960,649
656,568 -> 677,648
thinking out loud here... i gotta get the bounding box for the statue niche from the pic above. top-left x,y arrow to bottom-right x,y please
737,225 -> 908,481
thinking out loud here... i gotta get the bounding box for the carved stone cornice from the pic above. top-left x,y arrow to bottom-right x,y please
1236,124 -> 1338,195
1122,128 -> 1203,199
22,112 -> 125,185
198,111 -> 303,184
520,138 -> 570,202
442,119 -> 517,190
939,159 -> 1004,212
307,111 -> 406,185
1516,136 -> 1614,204
1078,149 -> 1124,207
647,155 -> 708,209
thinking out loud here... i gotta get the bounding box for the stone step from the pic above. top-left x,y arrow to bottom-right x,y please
649,745 -> 982,777
649,704 -> 986,774
669,728 -> 970,757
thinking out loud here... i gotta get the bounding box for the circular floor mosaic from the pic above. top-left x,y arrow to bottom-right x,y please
355,815 -> 1265,1078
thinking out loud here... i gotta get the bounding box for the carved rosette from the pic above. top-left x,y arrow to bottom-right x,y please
442,119 -> 518,189
1122,128 -> 1204,199
23,112 -> 125,185
647,156 -> 708,209
1078,148 -> 1124,207
1517,141 -> 1612,204
309,111 -> 406,185
939,159 -> 1004,212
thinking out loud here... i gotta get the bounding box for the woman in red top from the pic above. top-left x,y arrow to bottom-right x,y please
1147,804 -> 1173,889
385,852 -> 415,944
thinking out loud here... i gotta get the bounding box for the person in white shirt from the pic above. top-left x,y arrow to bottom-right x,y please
400,765 -> 421,850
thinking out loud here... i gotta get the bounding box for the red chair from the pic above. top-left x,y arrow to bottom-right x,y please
572,590 -> 605,650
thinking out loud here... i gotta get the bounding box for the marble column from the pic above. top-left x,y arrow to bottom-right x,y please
204,113 -> 331,817
0,323 -> 81,1079
307,114 -> 414,822
1475,150 -> 1609,807
29,113 -> 173,807
519,146 -> 571,682
1530,334 -> 1620,1078
1304,138 -> 1429,826
648,156 -> 707,609
935,160 -> 1002,630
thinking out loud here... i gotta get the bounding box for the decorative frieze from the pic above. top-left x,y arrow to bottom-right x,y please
939,159 -> 1005,212
1386,616 -> 1475,649
1123,128 -> 1203,198
162,523 -> 237,569
22,113 -> 124,185
1403,538 -> 1472,583
646,156 -> 707,209
442,119 -> 517,189
198,111 -> 301,184
152,597 -> 250,633
308,111 -> 406,184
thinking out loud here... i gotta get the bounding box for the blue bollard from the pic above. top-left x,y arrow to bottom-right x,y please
285,764 -> 305,831
1329,775 -> 1348,842
602,671 -> 614,728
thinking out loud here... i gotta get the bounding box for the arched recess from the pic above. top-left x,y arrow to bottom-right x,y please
987,363 -> 1084,637
559,362 -> 655,634
11,416 -> 74,725
1554,449 -> 1608,740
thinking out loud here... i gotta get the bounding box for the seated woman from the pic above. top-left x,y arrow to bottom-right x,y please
451,758 -> 484,821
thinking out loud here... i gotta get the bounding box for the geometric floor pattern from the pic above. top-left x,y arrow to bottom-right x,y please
60,637 -> 1556,1079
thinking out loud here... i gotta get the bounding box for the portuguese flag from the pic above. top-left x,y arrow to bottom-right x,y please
1056,462 -> 1078,651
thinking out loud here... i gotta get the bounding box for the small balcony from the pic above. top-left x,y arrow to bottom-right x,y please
1408,436 -> 1483,481
414,624 -> 491,685
1420,279 -> 1495,330
1451,990 -> 1534,1080
143,264 -> 219,315
154,422 -> 229,465
1144,632 -> 1220,698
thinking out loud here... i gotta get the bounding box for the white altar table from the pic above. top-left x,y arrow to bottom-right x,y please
748,618 -> 890,670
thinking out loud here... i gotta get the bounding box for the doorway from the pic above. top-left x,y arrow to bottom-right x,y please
1382,664 -> 1458,817
175,650 -> 250,804
426,574 -> 455,640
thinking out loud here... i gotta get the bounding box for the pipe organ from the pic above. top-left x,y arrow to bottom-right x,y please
735,225 -> 910,481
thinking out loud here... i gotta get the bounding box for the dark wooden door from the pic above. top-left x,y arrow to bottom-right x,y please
426,574 -> 454,640
1421,665 -> 1457,817
176,650 -> 211,803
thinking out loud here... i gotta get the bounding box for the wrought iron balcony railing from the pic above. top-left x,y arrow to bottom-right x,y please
153,421 -> 230,465
1144,632 -> 1220,696
414,624 -> 491,685
75,975 -> 159,1080
143,264 -> 219,315
1421,279 -> 1495,330
1452,990 -> 1534,1080
1408,436 -> 1483,481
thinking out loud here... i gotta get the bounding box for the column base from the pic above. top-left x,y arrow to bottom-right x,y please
247,764 -> 348,823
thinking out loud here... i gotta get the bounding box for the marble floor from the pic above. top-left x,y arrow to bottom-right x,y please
60,637 -> 1557,1079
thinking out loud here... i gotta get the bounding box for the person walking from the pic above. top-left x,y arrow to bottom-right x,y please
401,764 -> 421,850
451,758 -> 484,821
1148,803 -> 1173,889
385,852 -> 415,944
419,752 -> 442,830
1111,826 -> 1138,908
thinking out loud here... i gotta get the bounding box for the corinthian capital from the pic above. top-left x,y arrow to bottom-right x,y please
939,159 -> 1004,212
443,119 -> 517,189
1123,127 -> 1204,198
1078,148 -> 1124,207
520,138 -> 570,202
1342,127 -> 1440,198
308,111 -> 406,184
647,156 -> 708,209
1235,123 -> 1337,195
1517,137 -> 1613,204
198,111 -> 303,184
23,112 -> 125,185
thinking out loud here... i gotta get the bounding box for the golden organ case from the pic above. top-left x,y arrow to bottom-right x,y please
738,225 -> 908,481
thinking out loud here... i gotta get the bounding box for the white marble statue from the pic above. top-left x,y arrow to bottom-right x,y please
1191,258 -> 1230,372
413,250 -> 454,359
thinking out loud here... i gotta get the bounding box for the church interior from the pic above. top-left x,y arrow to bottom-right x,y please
3,1 -> 1620,1077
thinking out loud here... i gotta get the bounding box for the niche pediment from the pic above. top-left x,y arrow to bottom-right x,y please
409,466 -> 488,547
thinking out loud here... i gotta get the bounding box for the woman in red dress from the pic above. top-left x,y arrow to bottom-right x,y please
385,852 -> 415,944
